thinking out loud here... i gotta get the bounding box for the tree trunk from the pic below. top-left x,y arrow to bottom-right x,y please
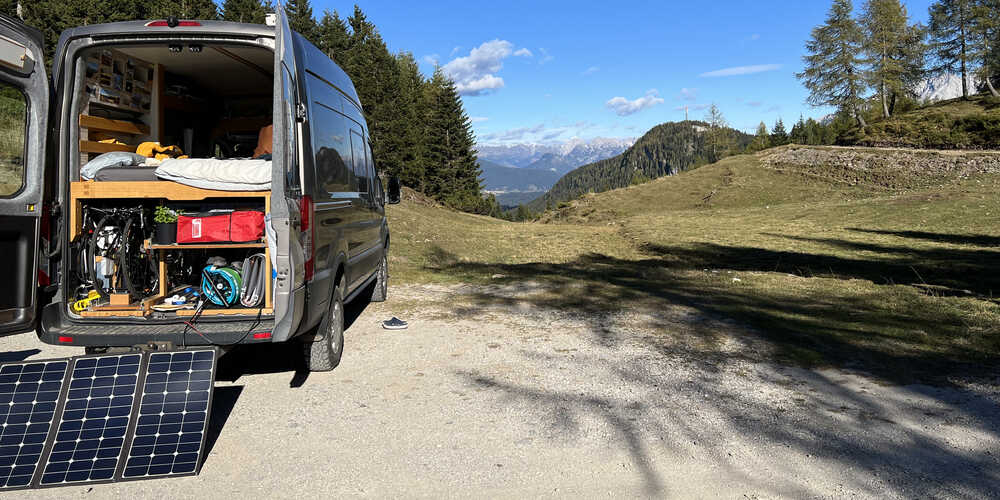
881,81 -> 890,119
960,14 -> 969,99
854,107 -> 867,128
987,76 -> 1000,97
889,92 -> 897,116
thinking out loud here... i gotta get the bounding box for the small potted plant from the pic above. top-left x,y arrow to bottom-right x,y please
153,205 -> 178,244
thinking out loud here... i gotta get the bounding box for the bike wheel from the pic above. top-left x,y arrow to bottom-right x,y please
89,215 -> 114,299
121,217 -> 157,299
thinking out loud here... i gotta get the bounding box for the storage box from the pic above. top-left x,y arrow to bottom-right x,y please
177,210 -> 264,244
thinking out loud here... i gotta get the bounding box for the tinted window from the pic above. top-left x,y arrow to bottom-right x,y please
281,64 -> 299,193
0,82 -> 26,197
311,103 -> 352,196
350,130 -> 369,194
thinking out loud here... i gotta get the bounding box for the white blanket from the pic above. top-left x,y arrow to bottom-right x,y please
155,158 -> 271,191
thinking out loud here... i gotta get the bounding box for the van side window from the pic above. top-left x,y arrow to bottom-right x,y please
311,102 -> 351,196
349,130 -> 368,194
281,64 -> 300,194
0,82 -> 27,197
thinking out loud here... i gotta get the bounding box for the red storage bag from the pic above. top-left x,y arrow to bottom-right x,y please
177,213 -> 232,244
230,210 -> 265,242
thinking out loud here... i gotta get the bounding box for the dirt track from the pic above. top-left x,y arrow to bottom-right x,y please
3,284 -> 999,498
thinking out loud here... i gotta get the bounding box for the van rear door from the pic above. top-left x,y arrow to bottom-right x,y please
0,16 -> 49,336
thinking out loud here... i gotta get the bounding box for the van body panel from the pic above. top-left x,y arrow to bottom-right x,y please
0,15 -> 49,336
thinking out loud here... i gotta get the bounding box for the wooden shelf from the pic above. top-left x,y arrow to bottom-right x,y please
176,307 -> 273,317
150,242 -> 265,250
71,181 -> 269,201
80,114 -> 149,135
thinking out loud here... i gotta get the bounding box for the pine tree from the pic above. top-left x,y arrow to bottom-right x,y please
422,68 -> 484,211
860,0 -> 926,118
394,52 -> 428,190
285,0 -> 317,42
771,118 -> 789,146
971,0 -> 1000,96
797,0 -> 869,127
315,9 -> 351,64
750,121 -> 770,152
147,0 -> 219,20
220,0 -> 271,24
790,115 -> 807,144
928,0 -> 976,99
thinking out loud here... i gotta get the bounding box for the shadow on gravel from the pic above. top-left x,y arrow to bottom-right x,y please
459,346 -> 1000,498
0,349 -> 41,363
204,385 -> 244,461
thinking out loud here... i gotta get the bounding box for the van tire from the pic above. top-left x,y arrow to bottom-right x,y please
305,278 -> 345,371
370,253 -> 388,303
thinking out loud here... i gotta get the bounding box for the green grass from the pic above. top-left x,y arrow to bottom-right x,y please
0,91 -> 26,196
848,94 -> 1000,149
388,149 -> 1000,383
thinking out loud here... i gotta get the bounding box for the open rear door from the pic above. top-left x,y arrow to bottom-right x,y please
0,16 -> 49,336
270,3 -> 306,341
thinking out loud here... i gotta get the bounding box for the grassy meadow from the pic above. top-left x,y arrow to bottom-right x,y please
388,147 -> 1000,383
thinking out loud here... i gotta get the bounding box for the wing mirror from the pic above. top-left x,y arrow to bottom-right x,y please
386,175 -> 401,205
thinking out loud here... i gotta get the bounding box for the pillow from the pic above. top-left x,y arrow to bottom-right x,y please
80,152 -> 147,180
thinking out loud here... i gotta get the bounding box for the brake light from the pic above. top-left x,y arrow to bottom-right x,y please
300,195 -> 314,281
145,20 -> 202,27
58,336 -> 73,343
253,332 -> 272,339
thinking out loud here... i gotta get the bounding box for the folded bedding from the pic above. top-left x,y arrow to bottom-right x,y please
80,152 -> 147,180
154,158 -> 271,191
93,166 -> 160,182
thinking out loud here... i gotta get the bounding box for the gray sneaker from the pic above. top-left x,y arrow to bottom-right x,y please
382,317 -> 409,330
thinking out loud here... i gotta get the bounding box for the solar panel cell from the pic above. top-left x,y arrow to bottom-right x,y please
0,360 -> 69,489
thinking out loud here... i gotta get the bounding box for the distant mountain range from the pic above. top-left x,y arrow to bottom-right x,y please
527,121 -> 752,212
917,73 -> 980,102
479,159 -> 562,193
477,137 -> 634,172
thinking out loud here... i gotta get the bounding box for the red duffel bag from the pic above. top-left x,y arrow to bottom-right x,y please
177,210 -> 264,244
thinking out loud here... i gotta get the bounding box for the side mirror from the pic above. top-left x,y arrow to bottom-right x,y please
387,175 -> 401,205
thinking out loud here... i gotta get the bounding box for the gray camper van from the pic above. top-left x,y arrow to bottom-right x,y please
0,7 -> 399,371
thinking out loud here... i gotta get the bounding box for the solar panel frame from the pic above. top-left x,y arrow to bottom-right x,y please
0,359 -> 70,491
34,353 -> 143,488
119,348 -> 216,482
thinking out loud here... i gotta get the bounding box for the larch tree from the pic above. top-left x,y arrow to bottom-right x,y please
928,0 -> 976,99
750,121 -> 770,152
971,0 -> 1000,96
704,103 -> 731,162
797,0 -> 869,127
860,0 -> 926,117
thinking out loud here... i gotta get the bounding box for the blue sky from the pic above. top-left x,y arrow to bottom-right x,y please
312,0 -> 937,144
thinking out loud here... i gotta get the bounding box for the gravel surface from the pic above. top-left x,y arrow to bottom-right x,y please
3,284 -> 999,499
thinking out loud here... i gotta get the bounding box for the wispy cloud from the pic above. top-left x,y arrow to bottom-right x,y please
469,116 -> 489,124
422,54 -> 440,66
677,87 -> 698,101
699,64 -> 782,77
582,66 -> 600,76
747,101 -> 763,107
765,105 -> 781,112
606,89 -> 665,116
443,40 -> 515,96
513,48 -> 533,57
538,48 -> 554,65
450,46 -> 462,57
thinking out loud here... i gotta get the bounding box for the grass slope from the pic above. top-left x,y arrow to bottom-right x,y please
847,94 -> 1000,149
388,148 -> 1000,383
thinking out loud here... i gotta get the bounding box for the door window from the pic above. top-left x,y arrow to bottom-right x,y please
0,81 -> 26,197
281,64 -> 300,194
349,130 -> 368,194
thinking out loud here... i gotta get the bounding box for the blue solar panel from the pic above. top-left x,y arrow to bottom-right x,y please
122,350 -> 215,479
0,360 -> 69,489
38,354 -> 141,485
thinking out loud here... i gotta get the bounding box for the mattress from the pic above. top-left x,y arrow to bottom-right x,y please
155,158 -> 271,191
93,166 -> 160,182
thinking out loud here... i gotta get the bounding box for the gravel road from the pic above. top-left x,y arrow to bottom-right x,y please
3,284 -> 999,499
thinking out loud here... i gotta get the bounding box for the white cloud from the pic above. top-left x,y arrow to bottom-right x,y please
422,54 -> 440,66
442,40 -> 515,96
699,64 -> 782,77
513,48 -> 533,57
538,48 -> 554,65
606,89 -> 665,116
450,46 -> 462,56
582,66 -> 600,76
678,87 -> 697,101
469,116 -> 489,124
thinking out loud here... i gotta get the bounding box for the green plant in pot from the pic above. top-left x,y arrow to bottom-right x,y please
153,205 -> 178,244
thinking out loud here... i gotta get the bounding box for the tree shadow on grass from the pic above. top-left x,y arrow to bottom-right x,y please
427,235 -> 1000,385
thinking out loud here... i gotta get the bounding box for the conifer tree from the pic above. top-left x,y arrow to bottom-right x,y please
147,0 -> 219,20
750,121 -> 770,152
770,118 -> 789,146
285,0 -> 317,42
790,115 -> 807,143
971,0 -> 1000,96
704,104 -> 732,162
928,0 -> 975,99
315,9 -> 351,64
422,68 -> 485,211
393,52 -> 428,190
221,0 -> 271,24
860,0 -> 926,117
798,0 -> 868,127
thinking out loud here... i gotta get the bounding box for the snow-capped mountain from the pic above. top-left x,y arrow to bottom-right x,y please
476,137 -> 634,173
917,73 -> 980,102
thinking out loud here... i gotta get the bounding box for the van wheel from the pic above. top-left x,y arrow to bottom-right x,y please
370,253 -> 388,303
305,279 -> 345,371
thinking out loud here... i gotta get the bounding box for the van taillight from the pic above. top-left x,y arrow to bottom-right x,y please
145,20 -> 202,27
300,195 -> 314,281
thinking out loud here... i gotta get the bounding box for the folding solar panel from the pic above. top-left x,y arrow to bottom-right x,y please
0,360 -> 69,489
121,349 -> 215,479
38,353 -> 142,486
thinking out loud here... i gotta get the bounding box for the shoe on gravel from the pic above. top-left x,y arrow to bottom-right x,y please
382,317 -> 408,330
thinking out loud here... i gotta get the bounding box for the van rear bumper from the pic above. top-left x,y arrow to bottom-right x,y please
37,301 -> 275,347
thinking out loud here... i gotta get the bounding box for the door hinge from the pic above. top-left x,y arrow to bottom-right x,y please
295,103 -> 307,122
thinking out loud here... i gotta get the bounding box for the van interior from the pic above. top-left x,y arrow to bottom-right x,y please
66,42 -> 277,321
